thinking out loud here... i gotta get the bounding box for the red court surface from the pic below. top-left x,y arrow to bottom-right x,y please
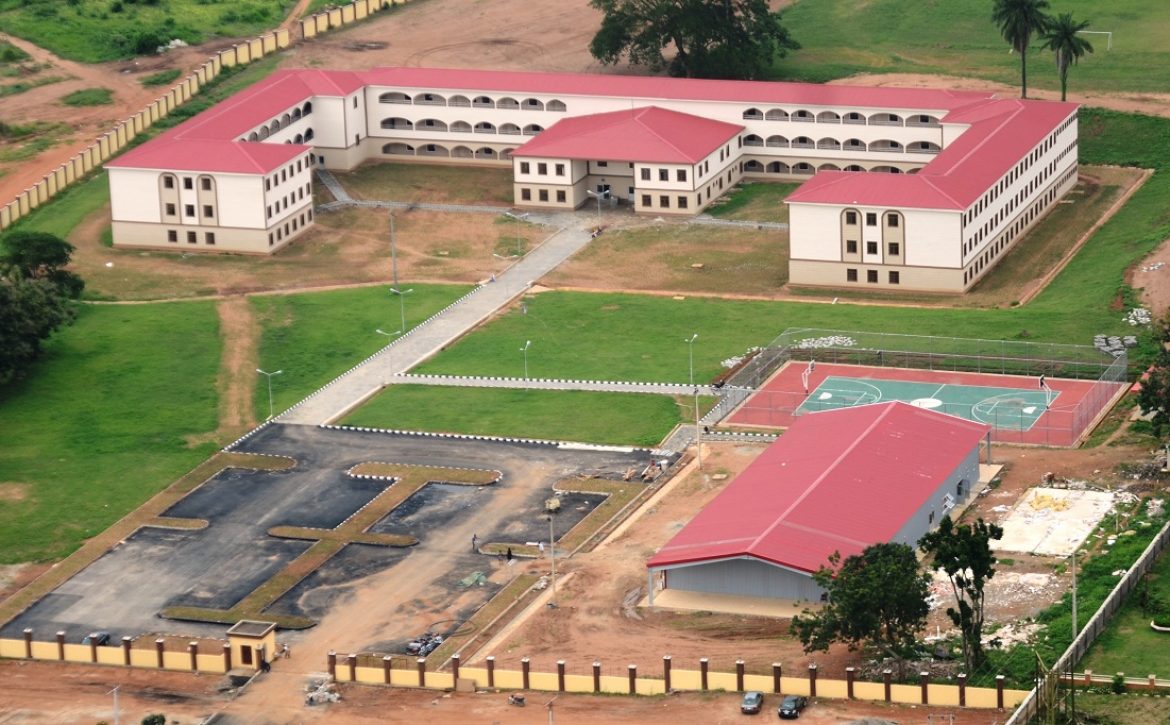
725,361 -> 1126,447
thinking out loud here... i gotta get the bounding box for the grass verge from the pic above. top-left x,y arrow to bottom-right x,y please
140,69 -> 181,87
706,182 -> 799,223
343,386 -> 687,447
336,161 -> 515,205
60,87 -> 113,106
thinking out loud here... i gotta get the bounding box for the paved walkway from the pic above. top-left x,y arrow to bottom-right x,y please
691,215 -> 788,231
278,222 -> 597,425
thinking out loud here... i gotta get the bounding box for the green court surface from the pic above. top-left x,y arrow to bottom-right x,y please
797,375 -> 1058,431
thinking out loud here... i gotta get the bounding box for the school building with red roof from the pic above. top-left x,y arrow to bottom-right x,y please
106,66 -> 1078,290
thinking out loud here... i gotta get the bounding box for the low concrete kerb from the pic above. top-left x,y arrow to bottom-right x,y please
318,423 -> 653,453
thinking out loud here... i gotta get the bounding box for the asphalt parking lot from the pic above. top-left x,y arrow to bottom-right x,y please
3,424 -> 655,649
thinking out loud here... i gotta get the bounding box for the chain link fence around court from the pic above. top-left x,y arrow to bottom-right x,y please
708,328 -> 1130,446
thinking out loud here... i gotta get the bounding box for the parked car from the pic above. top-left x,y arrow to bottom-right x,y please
82,631 -> 111,646
777,695 -> 807,719
741,691 -> 764,714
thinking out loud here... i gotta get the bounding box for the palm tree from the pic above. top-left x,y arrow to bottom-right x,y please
1040,13 -> 1094,101
991,0 -> 1052,99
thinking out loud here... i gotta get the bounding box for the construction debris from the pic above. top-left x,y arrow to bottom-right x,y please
305,678 -> 341,705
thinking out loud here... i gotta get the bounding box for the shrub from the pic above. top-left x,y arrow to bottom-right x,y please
1111,672 -> 1126,694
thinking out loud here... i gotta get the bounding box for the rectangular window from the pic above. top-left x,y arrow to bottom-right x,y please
889,271 -> 900,284
163,176 -> 175,189
866,269 -> 878,283
202,205 -> 213,218
537,163 -> 548,175
887,213 -> 899,227
641,168 -> 651,181
186,231 -> 197,244
597,161 -> 608,167
520,162 -> 530,174
888,242 -> 901,256
521,188 -> 531,201
866,241 -> 878,255
659,195 -> 669,208
265,178 -> 271,191
281,169 -> 287,182
165,203 -> 176,216
353,96 -> 358,108
659,169 -> 669,182
677,169 -> 687,182
846,268 -> 857,282
200,178 -> 211,191
555,164 -> 565,176
846,240 -> 857,254
167,230 -> 177,243
205,232 -> 216,245
538,189 -> 549,202
556,190 -> 566,203
865,212 -> 877,226
641,194 -> 651,207
677,196 -> 688,209
266,205 -> 272,219
183,177 -> 193,190
184,204 -> 195,217
845,211 -> 857,225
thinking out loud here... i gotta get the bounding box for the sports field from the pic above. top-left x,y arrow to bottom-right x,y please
726,362 -> 1123,446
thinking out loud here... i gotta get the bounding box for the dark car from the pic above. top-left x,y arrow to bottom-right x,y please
777,695 -> 807,719
82,631 -> 111,646
741,691 -> 764,714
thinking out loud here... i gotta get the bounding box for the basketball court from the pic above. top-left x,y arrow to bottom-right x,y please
725,361 -> 1114,446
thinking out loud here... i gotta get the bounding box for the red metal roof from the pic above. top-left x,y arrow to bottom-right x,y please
646,402 -> 989,575
106,138 -> 309,174
785,98 -> 1078,210
513,107 -> 742,164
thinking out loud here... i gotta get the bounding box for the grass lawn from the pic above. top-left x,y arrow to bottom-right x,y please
0,0 -> 294,62
0,302 -> 221,564
10,170 -> 110,241
1079,543 -> 1170,677
1076,693 -> 1170,725
60,88 -> 113,107
336,162 -> 515,206
140,69 -> 182,87
775,0 -> 1170,94
545,222 -> 787,296
250,284 -> 473,419
343,385 -> 687,446
706,182 -> 799,223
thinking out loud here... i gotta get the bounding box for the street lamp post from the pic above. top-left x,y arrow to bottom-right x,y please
685,333 -> 701,471
390,287 -> 413,334
504,211 -> 529,257
256,368 -> 283,421
685,333 -> 698,386
548,514 -> 557,608
376,329 -> 402,385
521,340 -> 532,386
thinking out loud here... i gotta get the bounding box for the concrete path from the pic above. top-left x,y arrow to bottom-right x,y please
278,222 -> 597,425
394,373 -> 717,397
690,215 -> 788,231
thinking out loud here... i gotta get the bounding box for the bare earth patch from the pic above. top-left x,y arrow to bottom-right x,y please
0,482 -> 29,502
1129,233 -> 1170,319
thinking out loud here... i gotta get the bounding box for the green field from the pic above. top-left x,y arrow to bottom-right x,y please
250,284 -> 473,419
343,386 -> 688,446
776,0 -> 1170,94
706,182 -> 799,223
0,0 -> 294,63
0,302 -> 221,564
1080,543 -> 1170,678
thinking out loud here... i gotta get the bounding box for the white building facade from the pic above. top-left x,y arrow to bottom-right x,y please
107,67 -> 1078,291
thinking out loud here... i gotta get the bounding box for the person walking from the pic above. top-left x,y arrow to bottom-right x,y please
472,533 -> 479,552
506,547 -> 513,563
538,541 -> 545,557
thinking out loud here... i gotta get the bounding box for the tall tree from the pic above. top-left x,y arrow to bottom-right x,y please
1039,13 -> 1094,102
589,0 -> 799,80
791,543 -> 931,667
1137,317 -> 1170,438
0,276 -> 75,385
991,0 -> 1052,99
0,230 -> 84,299
919,516 -> 1004,672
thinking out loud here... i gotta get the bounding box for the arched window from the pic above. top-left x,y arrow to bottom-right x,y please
292,108 -> 302,120
381,117 -> 413,130
475,147 -> 497,159
450,121 -> 472,133
418,118 -> 448,132
791,136 -> 814,149
522,98 -> 544,111
816,138 -> 841,151
472,96 -> 494,108
413,93 -> 446,106
258,127 -> 270,140
742,108 -> 763,120
475,122 -> 497,134
449,95 -> 471,107
418,143 -> 450,157
383,143 -> 415,155
497,97 -> 519,109
765,135 -> 789,148
452,145 -> 474,158
269,120 -> 281,133
743,160 -> 764,172
302,101 -> 313,115
818,163 -> 841,171
816,111 -> 841,124
792,110 -> 814,122
869,139 -> 903,152
793,162 -> 815,174
908,141 -> 941,154
378,92 -> 412,104
294,133 -> 304,144
764,108 -> 788,121
843,165 -> 864,172
281,113 -> 291,126
522,124 -> 543,136
766,161 -> 789,174
303,128 -> 314,142
499,123 -> 520,135
843,112 -> 866,125
248,131 -> 260,142
843,138 -> 866,151
547,100 -> 566,112
743,134 -> 763,147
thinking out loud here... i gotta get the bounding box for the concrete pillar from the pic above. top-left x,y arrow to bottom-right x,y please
593,661 -> 601,693
486,656 -> 495,687
122,637 -> 132,666
327,650 -> 337,678
996,675 -> 1005,709
736,659 -> 745,691
663,656 -> 672,693
189,642 -> 198,671
628,664 -> 637,695
451,653 -> 460,683
808,664 -> 817,697
416,657 -> 426,687
155,638 -> 165,668
1084,669 -> 1092,685
920,671 -> 929,704
883,669 -> 892,702
56,631 -> 65,660
521,657 -> 530,689
846,667 -> 855,699
958,673 -> 967,707
1149,674 -> 1157,690
772,662 -> 782,694
22,628 -> 32,658
348,654 -> 357,682
223,643 -> 232,672
700,657 -> 709,690
383,656 -> 392,684
90,637 -> 99,663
